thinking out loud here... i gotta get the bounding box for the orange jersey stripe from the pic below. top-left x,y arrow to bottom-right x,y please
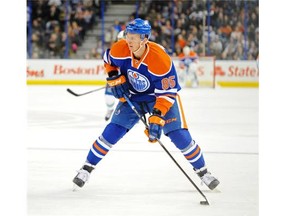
176,95 -> 188,129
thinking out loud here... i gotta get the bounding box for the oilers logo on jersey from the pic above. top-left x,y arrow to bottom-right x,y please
127,69 -> 150,92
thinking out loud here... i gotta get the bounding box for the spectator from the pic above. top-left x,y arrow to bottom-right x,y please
48,0 -> 62,7
27,0 -> 259,60
47,32 -> 62,58
210,35 -> 223,59
176,32 -> 187,49
113,19 -> 122,34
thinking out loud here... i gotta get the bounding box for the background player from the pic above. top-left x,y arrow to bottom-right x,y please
73,18 -> 219,190
104,30 -> 125,121
178,46 -> 199,88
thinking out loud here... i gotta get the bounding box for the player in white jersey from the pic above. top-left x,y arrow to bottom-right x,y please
178,46 -> 199,88
73,18 -> 220,190
104,30 -> 125,121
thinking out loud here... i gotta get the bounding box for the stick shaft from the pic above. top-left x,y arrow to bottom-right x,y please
123,95 -> 209,202
67,86 -> 106,96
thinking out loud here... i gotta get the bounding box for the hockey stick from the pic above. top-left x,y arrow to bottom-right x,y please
123,95 -> 210,205
67,86 -> 106,97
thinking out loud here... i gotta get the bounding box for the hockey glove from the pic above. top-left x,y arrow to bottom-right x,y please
106,74 -> 130,101
145,114 -> 165,143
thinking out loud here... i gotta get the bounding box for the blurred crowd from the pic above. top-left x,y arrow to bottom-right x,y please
27,0 -> 101,58
137,0 -> 259,60
27,0 -> 259,60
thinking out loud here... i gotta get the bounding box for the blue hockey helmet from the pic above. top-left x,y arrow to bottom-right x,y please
125,18 -> 151,40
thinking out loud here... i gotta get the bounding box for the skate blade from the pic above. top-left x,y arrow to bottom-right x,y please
72,183 -> 79,192
212,188 -> 221,193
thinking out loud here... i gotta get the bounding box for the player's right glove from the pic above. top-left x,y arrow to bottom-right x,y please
144,114 -> 165,143
106,74 -> 130,101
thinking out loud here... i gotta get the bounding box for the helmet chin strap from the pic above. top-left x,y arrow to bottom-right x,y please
133,40 -> 146,56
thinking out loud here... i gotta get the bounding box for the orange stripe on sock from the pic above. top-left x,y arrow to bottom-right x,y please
185,146 -> 200,159
93,142 -> 108,155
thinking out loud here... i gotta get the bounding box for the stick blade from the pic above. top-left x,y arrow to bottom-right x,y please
66,88 -> 79,96
200,200 -> 210,205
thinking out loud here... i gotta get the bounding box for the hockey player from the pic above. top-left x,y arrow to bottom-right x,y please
73,18 -> 220,190
178,46 -> 199,88
104,30 -> 125,121
104,83 -> 115,121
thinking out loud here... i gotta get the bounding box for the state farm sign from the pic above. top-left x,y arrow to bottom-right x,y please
216,61 -> 258,81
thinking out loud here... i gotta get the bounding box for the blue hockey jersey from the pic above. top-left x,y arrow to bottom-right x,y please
103,39 -> 181,116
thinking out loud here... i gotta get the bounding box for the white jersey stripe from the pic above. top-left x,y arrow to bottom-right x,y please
155,88 -> 178,94
188,150 -> 202,163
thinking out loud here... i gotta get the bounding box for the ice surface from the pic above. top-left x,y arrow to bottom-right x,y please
27,86 -> 258,216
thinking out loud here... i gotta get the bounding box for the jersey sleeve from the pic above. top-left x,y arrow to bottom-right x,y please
154,91 -> 177,116
103,48 -> 118,74
103,40 -> 130,75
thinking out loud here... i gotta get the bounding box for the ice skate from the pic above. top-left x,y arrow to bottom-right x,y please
105,109 -> 114,121
192,80 -> 199,88
73,163 -> 95,188
195,167 -> 220,190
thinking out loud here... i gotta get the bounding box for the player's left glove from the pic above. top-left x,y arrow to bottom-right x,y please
144,113 -> 165,143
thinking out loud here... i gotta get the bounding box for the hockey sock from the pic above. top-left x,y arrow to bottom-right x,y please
168,129 -> 205,169
86,123 -> 127,165
86,135 -> 112,165
181,139 -> 205,169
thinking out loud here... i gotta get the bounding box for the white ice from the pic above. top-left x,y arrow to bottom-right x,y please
27,86 -> 258,216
